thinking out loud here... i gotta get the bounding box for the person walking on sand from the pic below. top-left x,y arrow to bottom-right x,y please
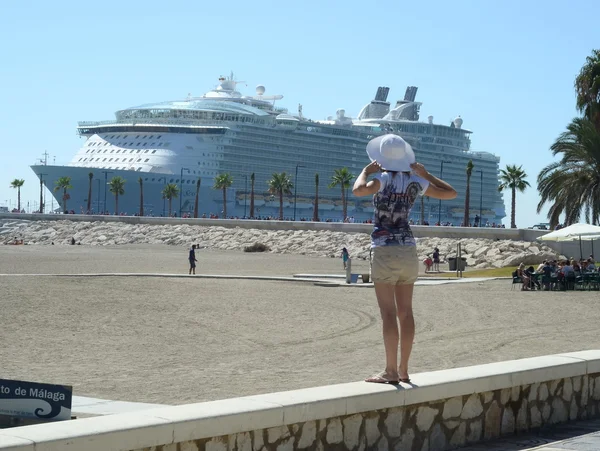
188,244 -> 198,275
353,134 -> 457,384
342,247 -> 350,269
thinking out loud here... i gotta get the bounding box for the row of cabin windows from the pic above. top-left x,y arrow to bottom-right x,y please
87,134 -> 162,143
86,149 -> 159,154
87,142 -> 164,148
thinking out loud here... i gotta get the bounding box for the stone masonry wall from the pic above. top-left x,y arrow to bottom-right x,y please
133,374 -> 600,451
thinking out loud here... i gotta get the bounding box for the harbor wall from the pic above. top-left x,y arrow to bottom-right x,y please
1,351 -> 600,451
0,212 -> 547,242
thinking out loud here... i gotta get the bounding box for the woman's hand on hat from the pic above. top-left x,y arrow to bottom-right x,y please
364,161 -> 382,175
410,162 -> 428,177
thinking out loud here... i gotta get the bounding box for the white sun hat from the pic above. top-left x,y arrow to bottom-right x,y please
366,134 -> 415,172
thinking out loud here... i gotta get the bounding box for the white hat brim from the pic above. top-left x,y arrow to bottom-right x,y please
366,134 -> 415,172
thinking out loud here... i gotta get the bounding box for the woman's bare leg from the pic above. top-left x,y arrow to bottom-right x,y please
368,282 -> 399,381
395,283 -> 415,381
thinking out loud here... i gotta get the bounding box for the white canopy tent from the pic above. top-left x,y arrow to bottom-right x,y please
539,223 -> 600,259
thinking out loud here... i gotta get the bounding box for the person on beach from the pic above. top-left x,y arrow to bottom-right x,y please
188,244 -> 198,275
342,247 -> 350,269
432,247 -> 440,272
352,134 -> 457,384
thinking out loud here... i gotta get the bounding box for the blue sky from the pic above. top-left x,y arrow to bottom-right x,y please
0,0 -> 596,226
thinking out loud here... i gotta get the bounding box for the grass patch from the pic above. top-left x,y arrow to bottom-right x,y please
434,266 -> 515,278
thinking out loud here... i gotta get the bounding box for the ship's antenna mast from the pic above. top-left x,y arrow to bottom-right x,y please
42,150 -> 49,165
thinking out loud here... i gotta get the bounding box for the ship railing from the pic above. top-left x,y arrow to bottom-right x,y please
77,118 -> 232,127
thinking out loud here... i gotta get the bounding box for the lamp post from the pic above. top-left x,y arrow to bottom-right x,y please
102,171 -> 113,213
159,176 -> 167,217
477,170 -> 483,227
437,161 -> 451,225
39,173 -> 47,214
293,164 -> 305,221
244,174 -> 248,218
96,179 -> 101,214
179,168 -> 190,217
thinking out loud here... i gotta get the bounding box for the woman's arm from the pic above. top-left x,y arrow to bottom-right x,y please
410,162 -> 457,200
352,161 -> 381,197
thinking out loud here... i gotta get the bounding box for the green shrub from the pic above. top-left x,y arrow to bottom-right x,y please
244,242 -> 270,253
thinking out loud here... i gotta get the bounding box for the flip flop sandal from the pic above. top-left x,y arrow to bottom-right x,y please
365,372 -> 399,385
400,378 -> 411,383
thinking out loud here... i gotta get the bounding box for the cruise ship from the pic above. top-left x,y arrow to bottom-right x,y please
31,74 -> 505,223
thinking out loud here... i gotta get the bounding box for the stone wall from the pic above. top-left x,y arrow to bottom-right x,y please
1,351 -> 599,451
153,374 -> 600,451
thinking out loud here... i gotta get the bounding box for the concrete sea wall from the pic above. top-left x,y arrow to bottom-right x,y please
1,351 -> 599,451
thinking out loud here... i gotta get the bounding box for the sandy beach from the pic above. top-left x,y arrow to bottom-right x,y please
1,244 -> 598,406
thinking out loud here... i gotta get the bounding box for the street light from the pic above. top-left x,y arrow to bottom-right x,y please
39,173 -> 47,214
244,174 -> 248,218
293,164 -> 305,221
437,161 -> 451,225
102,170 -> 113,213
159,176 -> 167,217
477,170 -> 483,227
96,179 -> 101,214
179,168 -> 190,217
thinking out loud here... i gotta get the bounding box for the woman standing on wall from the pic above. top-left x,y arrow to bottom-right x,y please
353,134 -> 457,384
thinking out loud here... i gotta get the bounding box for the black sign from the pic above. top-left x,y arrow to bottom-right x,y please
0,379 -> 72,421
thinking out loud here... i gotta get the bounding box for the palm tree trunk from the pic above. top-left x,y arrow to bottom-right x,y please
87,179 -> 92,213
249,179 -> 255,218
341,185 -> 346,220
463,175 -> 471,226
222,188 -> 227,218
420,195 -> 425,224
511,187 -> 516,228
313,182 -> 319,222
194,180 -> 200,218
279,190 -> 284,220
168,198 -> 172,216
17,188 -> 21,212
63,188 -> 68,213
140,183 -> 144,216
115,193 -> 119,215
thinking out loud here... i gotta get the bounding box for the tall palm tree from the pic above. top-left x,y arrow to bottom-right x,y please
87,172 -> 94,213
312,173 -> 319,222
329,167 -> 354,220
54,176 -> 72,213
193,178 -> 201,218
10,179 -> 25,212
267,172 -> 293,220
537,117 -> 600,227
108,176 -> 126,215
463,160 -> 474,227
138,177 -> 144,216
213,173 -> 233,218
162,183 -> 180,216
249,172 -> 255,218
498,164 -> 530,229
575,49 -> 600,128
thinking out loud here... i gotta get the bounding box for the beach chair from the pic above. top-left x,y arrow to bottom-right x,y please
510,270 -> 522,291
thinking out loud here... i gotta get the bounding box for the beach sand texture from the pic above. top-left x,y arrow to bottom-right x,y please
1,244 -> 598,405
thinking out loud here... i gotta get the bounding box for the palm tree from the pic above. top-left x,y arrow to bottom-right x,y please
10,179 -> 25,212
108,176 -> 126,215
575,49 -> 600,128
54,176 -> 72,213
329,167 -> 354,220
213,173 -> 233,218
193,178 -> 201,218
138,177 -> 144,216
162,184 -> 180,216
87,172 -> 94,213
463,160 -> 474,227
312,173 -> 319,222
267,172 -> 293,220
498,164 -> 530,229
249,173 -> 255,218
537,117 -> 600,227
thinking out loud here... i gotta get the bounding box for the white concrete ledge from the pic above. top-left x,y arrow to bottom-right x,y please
1,351 -> 599,450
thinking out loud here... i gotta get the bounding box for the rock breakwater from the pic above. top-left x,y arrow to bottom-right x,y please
2,220 -> 562,269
